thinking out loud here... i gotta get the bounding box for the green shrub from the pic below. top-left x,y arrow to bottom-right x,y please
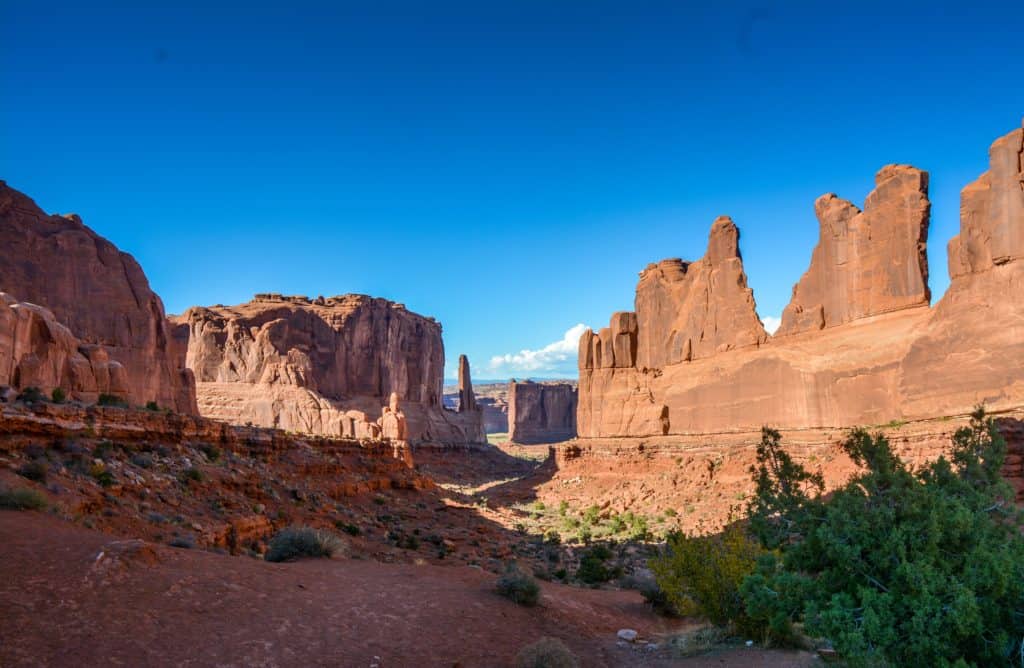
93,440 -> 117,460
51,387 -> 66,403
515,637 -> 578,668
179,467 -> 203,484
496,562 -> 540,607
199,443 -> 221,462
265,526 -> 344,562
651,520 -> 764,634
742,409 -> 1024,665
145,401 -> 160,411
621,511 -> 650,541
639,580 -> 681,617
97,393 -> 128,408
576,545 -> 618,584
607,514 -> 626,534
0,486 -> 48,510
393,532 -> 419,550
335,521 -> 361,536
16,386 -> 45,403
17,460 -> 48,483
89,463 -> 116,487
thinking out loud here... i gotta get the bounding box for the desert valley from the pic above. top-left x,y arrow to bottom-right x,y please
1,117 -> 1021,667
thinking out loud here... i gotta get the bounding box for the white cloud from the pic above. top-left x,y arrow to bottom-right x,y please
762,316 -> 781,335
488,323 -> 588,376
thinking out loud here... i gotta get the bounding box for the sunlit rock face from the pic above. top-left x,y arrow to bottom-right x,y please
578,122 -> 1024,438
175,294 -> 485,444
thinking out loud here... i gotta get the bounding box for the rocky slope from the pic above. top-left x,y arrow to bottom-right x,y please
0,182 -> 196,413
174,294 -> 484,445
578,121 -> 1024,438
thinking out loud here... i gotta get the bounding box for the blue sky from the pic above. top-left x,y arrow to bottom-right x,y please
3,2 -> 1022,380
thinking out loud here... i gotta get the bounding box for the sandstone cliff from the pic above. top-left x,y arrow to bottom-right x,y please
507,381 -> 578,444
777,165 -> 931,336
578,122 -> 1024,437
175,294 -> 485,444
0,293 -> 129,402
0,182 -> 196,413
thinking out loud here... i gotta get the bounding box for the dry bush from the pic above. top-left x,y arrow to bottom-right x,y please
515,637 -> 578,668
265,526 -> 344,562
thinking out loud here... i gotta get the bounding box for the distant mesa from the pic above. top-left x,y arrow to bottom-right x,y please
172,294 -> 485,445
579,121 -> 1024,438
508,380 -> 577,444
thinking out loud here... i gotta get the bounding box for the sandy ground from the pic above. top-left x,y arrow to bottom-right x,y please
0,510 -> 818,667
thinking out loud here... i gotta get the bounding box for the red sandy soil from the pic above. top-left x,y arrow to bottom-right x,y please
0,406 -> 825,666
0,511 -> 817,667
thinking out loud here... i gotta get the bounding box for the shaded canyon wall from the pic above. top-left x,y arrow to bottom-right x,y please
507,381 -> 577,444
0,182 -> 196,413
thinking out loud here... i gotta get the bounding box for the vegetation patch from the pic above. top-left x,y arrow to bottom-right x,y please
0,486 -> 48,510
575,544 -> 620,585
16,386 -> 45,403
265,526 -> 344,562
742,409 -> 1024,663
17,460 -> 48,483
97,393 -> 129,407
515,636 -> 578,667
496,562 -> 540,607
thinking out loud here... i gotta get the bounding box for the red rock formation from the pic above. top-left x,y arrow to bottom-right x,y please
507,381 -> 577,444
445,382 -> 512,434
635,217 -> 767,368
457,354 -> 477,412
578,122 -> 1023,438
175,294 -> 485,445
0,293 -> 129,401
0,182 -> 196,413
949,124 -> 1023,276
777,165 -> 930,336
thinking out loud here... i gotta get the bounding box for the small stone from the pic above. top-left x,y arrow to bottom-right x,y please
617,629 -> 638,642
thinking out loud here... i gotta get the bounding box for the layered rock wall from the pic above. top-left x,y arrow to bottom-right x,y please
508,381 -> 577,444
176,295 -> 485,445
578,122 -> 1024,438
0,182 -> 196,413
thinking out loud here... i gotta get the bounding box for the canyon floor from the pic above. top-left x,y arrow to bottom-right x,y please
0,409 -> 823,667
